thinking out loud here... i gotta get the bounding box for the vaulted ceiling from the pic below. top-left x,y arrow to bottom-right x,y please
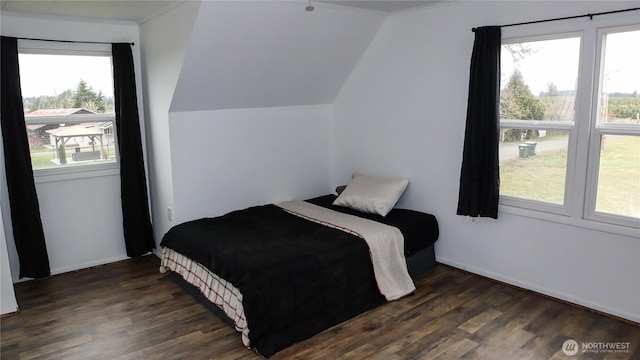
1,0 -> 445,24
0,0 -> 446,111
0,0 -> 184,23
169,1 -> 389,111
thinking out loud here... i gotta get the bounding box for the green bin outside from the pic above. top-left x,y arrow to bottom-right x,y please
525,141 -> 537,156
518,144 -> 530,158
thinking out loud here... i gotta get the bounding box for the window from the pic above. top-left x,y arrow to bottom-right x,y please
499,35 -> 580,209
499,19 -> 639,230
18,41 -> 118,179
585,27 -> 640,226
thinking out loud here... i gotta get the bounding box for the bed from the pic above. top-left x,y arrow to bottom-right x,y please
160,174 -> 439,358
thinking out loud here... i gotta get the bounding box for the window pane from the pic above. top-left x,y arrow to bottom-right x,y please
501,37 -> 580,122
499,130 -> 568,205
598,30 -> 640,125
595,135 -> 640,218
26,117 -> 116,170
19,53 -> 116,171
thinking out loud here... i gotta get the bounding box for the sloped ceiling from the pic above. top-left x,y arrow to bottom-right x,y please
321,1 -> 441,13
0,1 -> 444,23
0,0 -> 185,24
169,1 -> 387,111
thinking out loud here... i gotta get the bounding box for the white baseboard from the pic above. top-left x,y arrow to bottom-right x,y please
436,256 -> 640,324
49,255 -> 131,277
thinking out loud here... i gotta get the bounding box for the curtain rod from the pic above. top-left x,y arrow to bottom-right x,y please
472,7 -> 639,32
12,36 -> 134,46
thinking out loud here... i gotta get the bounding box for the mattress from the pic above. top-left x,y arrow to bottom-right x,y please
306,194 -> 439,256
160,196 -> 439,357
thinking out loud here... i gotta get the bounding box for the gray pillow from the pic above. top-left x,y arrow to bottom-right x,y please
333,172 -> 409,216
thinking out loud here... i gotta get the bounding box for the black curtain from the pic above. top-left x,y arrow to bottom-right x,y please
456,26 -> 501,219
0,36 -> 51,278
112,43 -> 155,257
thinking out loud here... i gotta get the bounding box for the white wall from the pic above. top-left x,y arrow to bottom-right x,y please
0,169 -> 18,314
0,13 -> 144,281
139,1 -> 201,248
333,1 -> 640,322
169,105 -> 335,224
146,1 -> 385,234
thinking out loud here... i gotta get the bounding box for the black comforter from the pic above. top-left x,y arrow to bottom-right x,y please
160,203 -> 385,358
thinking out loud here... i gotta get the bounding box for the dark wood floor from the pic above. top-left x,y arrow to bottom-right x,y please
1,255 -> 638,360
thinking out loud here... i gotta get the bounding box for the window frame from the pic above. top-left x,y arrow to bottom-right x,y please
18,40 -> 120,183
583,24 -> 640,229
499,31 -> 584,216
497,15 -> 640,235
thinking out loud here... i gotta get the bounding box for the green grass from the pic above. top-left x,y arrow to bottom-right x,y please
595,135 -> 640,218
29,147 -> 117,170
500,147 -> 568,205
500,135 -> 640,218
30,152 -> 57,169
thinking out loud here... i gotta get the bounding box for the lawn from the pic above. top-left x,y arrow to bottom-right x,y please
29,147 -> 117,170
30,150 -> 57,169
500,144 -> 567,205
595,135 -> 640,218
500,135 -> 639,218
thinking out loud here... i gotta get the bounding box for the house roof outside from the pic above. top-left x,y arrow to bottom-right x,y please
79,122 -> 113,130
25,109 -> 112,138
26,124 -> 47,131
26,108 -> 96,117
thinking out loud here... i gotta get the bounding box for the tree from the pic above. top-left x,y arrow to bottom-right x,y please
503,43 -> 537,65
544,82 -> 558,97
500,69 -> 545,121
539,81 -> 577,121
23,80 -> 110,115
500,69 -> 546,141
72,79 -> 105,112
56,89 -> 75,108
23,89 -> 75,112
58,144 -> 67,165
608,97 -> 640,119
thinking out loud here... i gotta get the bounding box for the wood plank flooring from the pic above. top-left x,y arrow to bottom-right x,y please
1,255 -> 638,359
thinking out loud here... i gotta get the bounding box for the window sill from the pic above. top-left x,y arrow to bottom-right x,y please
499,203 -> 640,239
34,165 -> 119,184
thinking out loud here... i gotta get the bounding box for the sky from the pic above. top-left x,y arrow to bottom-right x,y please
19,54 -> 114,98
602,30 -> 640,94
501,29 -> 639,96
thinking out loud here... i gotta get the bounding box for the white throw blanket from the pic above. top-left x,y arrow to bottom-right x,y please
277,200 -> 415,301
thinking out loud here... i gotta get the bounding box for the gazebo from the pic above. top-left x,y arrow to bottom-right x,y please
46,125 -> 105,163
